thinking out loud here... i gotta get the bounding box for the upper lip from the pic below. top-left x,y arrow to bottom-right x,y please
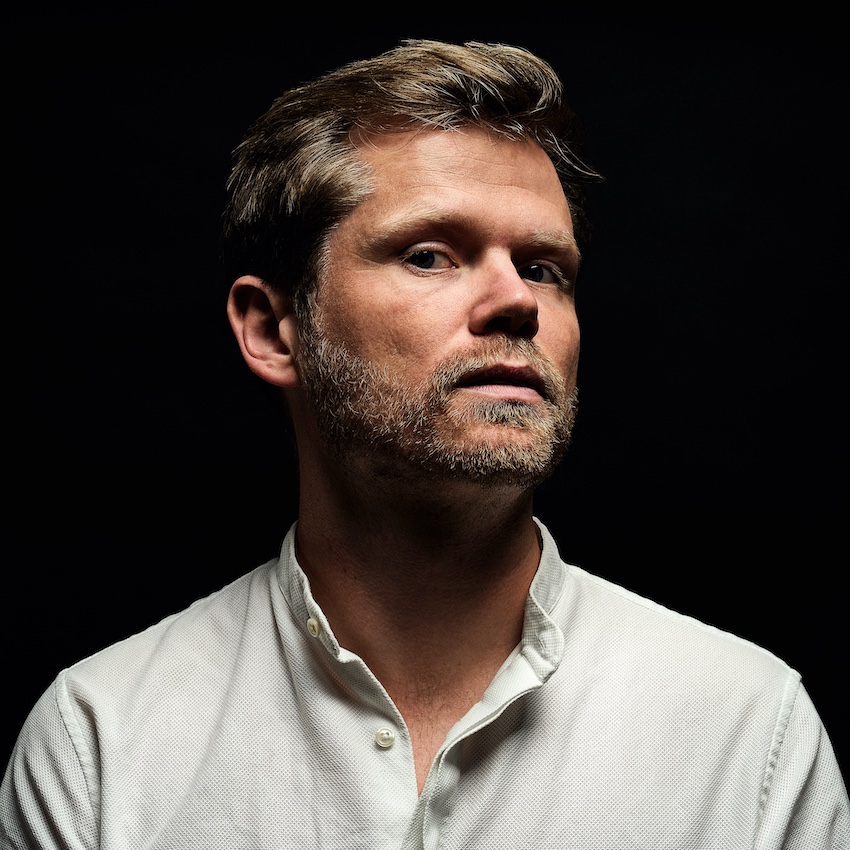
455,364 -> 548,398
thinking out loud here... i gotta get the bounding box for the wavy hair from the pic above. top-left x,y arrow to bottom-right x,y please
221,39 -> 600,320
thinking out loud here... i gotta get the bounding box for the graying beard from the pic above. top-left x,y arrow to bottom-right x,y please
298,326 -> 577,485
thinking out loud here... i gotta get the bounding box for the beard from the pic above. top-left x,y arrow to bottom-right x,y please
296,320 -> 578,489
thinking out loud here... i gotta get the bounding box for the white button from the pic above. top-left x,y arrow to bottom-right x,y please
306,617 -> 321,637
374,727 -> 396,749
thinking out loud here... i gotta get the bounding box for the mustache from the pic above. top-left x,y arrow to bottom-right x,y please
429,336 -> 567,403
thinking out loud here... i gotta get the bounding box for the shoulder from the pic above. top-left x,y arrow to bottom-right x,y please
552,562 -> 803,745
64,559 -> 279,699
563,563 -> 797,681
0,560 -> 282,848
536,520 -> 798,701
24,558 -> 283,754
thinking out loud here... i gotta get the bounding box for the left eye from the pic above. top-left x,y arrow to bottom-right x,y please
519,264 -> 561,284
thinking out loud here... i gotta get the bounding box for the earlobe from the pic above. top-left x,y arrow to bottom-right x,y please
227,276 -> 301,388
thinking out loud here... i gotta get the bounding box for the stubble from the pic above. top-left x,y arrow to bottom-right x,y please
297,321 -> 578,489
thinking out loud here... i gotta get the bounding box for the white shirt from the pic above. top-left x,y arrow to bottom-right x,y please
2,520 -> 847,849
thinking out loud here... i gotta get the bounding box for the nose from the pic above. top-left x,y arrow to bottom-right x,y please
467,259 -> 539,339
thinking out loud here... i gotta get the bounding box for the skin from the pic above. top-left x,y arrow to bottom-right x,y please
228,127 -> 581,793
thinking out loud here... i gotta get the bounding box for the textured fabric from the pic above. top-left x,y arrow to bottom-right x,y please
2,520 -> 847,849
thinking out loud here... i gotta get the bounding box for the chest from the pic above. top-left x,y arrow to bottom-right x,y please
99,705 -> 762,850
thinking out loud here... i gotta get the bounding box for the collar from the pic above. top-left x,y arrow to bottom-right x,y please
518,517 -> 568,682
275,518 -> 568,677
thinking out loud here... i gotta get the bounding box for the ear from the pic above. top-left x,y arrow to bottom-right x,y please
227,275 -> 301,388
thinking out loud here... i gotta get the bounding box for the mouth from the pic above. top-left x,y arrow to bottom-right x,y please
454,363 -> 549,403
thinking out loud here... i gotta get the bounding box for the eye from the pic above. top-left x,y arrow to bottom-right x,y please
518,263 -> 564,285
401,248 -> 454,271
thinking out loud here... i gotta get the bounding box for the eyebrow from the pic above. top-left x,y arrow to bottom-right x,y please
523,229 -> 583,267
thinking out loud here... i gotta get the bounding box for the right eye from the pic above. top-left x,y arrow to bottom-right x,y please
401,248 -> 454,271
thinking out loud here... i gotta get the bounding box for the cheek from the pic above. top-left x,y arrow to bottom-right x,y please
319,282 -> 450,367
540,311 -> 580,381
535,325 -> 579,387
363,286 -> 466,360
560,339 -> 581,386
380,308 -> 462,374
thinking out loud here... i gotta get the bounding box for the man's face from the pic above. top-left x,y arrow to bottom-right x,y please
296,127 -> 581,488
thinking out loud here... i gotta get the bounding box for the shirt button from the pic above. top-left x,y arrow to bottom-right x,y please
374,727 -> 396,749
306,617 -> 321,637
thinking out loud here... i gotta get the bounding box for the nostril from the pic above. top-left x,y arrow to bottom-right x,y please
485,316 -> 511,334
516,317 -> 539,339
483,314 -> 538,339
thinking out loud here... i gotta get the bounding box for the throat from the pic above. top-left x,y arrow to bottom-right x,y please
296,500 -> 541,666
392,658 -> 513,796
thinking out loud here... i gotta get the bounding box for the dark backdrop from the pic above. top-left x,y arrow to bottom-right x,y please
6,6 -> 846,776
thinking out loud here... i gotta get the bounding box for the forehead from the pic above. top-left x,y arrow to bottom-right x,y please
341,127 -> 575,243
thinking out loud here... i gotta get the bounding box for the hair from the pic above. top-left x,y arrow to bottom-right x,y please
221,38 -> 600,321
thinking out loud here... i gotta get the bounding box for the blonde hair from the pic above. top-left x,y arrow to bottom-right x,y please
221,39 -> 599,319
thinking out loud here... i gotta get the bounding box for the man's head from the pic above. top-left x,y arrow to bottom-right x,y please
221,39 -> 597,325
225,40 -> 598,491
295,127 -> 581,488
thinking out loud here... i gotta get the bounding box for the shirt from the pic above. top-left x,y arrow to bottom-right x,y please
2,520 -> 848,849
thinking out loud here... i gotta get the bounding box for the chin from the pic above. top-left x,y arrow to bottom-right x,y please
416,432 -> 567,488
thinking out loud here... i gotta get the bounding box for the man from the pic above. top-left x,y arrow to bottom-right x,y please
2,39 -> 847,849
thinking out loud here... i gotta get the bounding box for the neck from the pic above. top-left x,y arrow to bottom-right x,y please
294,455 -> 542,701
294,450 -> 545,794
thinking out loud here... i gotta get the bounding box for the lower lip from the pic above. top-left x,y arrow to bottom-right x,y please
457,384 -> 543,403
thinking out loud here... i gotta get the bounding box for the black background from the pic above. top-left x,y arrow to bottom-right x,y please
6,5 -> 847,778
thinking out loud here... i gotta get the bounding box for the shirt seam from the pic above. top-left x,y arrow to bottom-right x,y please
54,671 -> 100,837
751,669 -> 802,846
